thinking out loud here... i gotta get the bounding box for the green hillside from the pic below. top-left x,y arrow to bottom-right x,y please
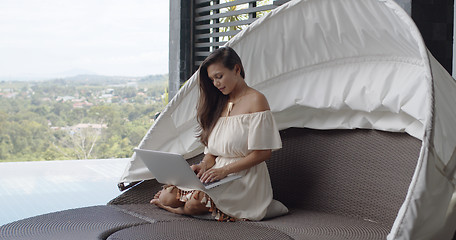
0,74 -> 168,162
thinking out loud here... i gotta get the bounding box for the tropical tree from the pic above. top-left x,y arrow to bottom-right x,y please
54,125 -> 104,160
218,0 -> 273,41
218,0 -> 248,41
256,0 -> 273,18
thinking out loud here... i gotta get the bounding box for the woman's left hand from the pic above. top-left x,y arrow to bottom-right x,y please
200,167 -> 228,183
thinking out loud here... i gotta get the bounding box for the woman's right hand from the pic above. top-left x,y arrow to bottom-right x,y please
191,162 -> 207,178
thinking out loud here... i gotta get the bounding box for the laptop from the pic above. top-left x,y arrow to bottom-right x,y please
134,148 -> 241,190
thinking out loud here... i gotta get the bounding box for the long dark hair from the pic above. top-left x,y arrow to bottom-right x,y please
196,47 -> 245,146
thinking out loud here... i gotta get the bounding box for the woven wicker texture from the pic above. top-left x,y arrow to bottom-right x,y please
0,206 -> 147,240
109,179 -> 162,205
266,128 -> 421,228
256,209 -> 390,240
111,128 -> 420,229
111,204 -> 196,222
106,221 -> 293,240
109,205 -> 390,240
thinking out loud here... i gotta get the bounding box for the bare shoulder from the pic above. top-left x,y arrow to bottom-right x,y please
245,88 -> 270,113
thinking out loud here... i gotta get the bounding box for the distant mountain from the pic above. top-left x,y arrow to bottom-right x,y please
53,69 -> 98,79
139,74 -> 168,83
0,68 -> 168,83
56,74 -> 139,84
0,75 -> 48,82
40,74 -> 168,86
0,69 -> 97,82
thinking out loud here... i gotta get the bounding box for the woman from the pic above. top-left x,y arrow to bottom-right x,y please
151,47 -> 282,221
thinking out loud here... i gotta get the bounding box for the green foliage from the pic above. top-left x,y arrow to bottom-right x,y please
218,0 -> 273,41
0,75 -> 168,162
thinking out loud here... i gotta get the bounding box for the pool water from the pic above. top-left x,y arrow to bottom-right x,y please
0,158 -> 130,226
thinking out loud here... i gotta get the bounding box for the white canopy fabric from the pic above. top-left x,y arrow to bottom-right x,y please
119,0 -> 456,239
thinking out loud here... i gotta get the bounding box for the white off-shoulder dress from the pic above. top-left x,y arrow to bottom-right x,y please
175,110 -> 282,221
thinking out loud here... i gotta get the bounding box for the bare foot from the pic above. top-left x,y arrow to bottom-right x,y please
150,198 -> 165,208
150,197 -> 185,214
150,190 -> 162,204
154,190 -> 162,199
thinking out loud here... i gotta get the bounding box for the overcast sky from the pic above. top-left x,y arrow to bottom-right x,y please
0,0 -> 169,80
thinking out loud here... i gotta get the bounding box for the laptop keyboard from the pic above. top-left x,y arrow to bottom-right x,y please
203,179 -> 219,187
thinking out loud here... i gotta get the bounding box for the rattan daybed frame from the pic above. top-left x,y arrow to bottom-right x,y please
1,128 -> 426,239
3,0 -> 456,238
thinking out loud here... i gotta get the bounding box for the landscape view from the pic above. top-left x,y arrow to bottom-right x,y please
0,74 -> 168,162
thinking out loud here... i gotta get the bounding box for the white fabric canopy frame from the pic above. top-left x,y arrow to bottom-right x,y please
119,0 -> 456,239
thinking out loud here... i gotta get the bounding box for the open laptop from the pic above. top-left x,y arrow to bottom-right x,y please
134,148 -> 241,190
